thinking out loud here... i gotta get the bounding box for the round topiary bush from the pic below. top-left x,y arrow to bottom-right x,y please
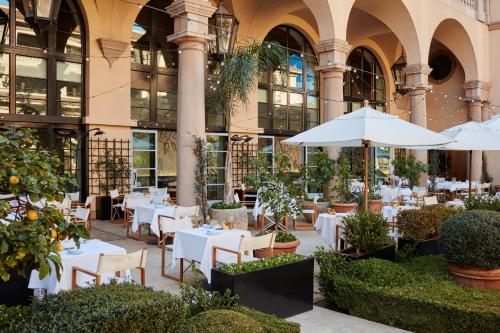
440,210 -> 500,270
180,309 -> 265,333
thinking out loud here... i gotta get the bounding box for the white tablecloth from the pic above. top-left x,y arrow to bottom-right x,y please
381,205 -> 419,222
172,228 -> 251,283
445,199 -> 465,208
380,188 -> 412,203
132,204 -> 176,236
315,213 -> 351,249
436,181 -> 471,193
28,239 -> 127,294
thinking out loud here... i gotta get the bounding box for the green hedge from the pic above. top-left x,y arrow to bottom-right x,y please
465,196 -> 500,212
315,250 -> 500,333
440,210 -> 500,270
180,309 -> 265,333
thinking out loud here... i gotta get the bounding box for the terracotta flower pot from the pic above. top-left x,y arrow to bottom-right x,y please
331,202 -> 358,213
254,239 -> 301,258
448,263 -> 500,289
368,199 -> 383,213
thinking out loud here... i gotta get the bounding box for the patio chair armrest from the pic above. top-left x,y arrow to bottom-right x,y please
212,246 -> 241,268
72,266 -> 98,278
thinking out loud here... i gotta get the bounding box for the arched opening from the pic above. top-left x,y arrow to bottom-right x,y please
130,0 -> 178,191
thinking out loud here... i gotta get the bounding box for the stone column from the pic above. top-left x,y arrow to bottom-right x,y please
464,80 -> 491,183
167,0 -> 216,206
314,39 -> 351,161
405,64 -> 432,186
482,101 -> 492,122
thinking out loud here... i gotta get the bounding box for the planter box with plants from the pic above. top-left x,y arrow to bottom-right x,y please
440,210 -> 500,289
209,202 -> 248,230
254,231 -> 300,258
211,254 -> 314,318
397,205 -> 459,256
340,211 -> 395,261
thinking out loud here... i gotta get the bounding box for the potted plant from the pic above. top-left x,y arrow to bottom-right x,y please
340,211 -> 395,261
331,154 -> 358,213
253,231 -> 300,258
209,202 -> 248,230
94,147 -> 131,220
440,210 -> 500,289
392,154 -> 428,188
397,205 -> 459,256
211,254 -> 314,318
0,128 -> 89,306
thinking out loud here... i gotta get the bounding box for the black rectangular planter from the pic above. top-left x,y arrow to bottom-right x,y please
341,244 -> 396,262
398,237 -> 440,256
95,196 -> 111,220
211,257 -> 314,318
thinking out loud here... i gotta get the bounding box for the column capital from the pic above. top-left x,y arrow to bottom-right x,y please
463,80 -> 491,101
166,0 -> 216,44
314,39 -> 351,72
404,64 -> 432,90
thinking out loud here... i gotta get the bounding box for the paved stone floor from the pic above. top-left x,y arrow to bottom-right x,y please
90,219 -> 408,333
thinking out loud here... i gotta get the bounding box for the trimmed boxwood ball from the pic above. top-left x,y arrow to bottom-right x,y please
440,210 -> 500,270
180,309 -> 265,333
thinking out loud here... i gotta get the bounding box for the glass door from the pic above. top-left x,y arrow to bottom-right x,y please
132,130 -> 157,191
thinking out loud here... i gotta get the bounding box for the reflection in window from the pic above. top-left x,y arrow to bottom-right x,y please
0,53 -> 8,113
57,61 -> 81,117
16,55 -> 47,115
259,26 -> 319,133
131,0 -> 178,128
207,135 -> 227,201
132,131 -> 157,191
344,47 -> 386,113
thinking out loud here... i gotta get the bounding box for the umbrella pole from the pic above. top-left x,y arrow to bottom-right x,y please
363,141 -> 369,212
469,150 -> 472,195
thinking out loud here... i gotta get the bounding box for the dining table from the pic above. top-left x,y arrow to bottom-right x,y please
315,213 -> 351,250
28,239 -> 127,294
172,228 -> 251,283
132,204 -> 176,236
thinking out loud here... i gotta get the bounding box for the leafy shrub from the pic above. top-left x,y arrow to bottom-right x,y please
465,196 -> 500,212
211,201 -> 244,209
180,309 -> 265,333
256,231 -> 297,243
397,205 -> 460,241
440,210 -> 500,270
316,253 -> 500,332
392,154 -> 428,188
233,306 -> 300,333
15,282 -> 186,333
219,254 -> 305,274
0,305 -> 31,332
342,211 -> 390,254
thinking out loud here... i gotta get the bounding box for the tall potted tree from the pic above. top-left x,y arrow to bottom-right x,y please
392,154 -> 428,188
331,154 -> 358,213
192,136 -> 208,225
207,42 -> 286,209
0,128 -> 89,306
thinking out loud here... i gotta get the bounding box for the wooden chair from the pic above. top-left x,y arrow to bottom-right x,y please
110,189 -> 124,223
125,197 -> 152,240
72,248 -> 147,289
334,224 -> 348,251
294,195 -> 319,231
423,196 -> 439,206
212,232 -> 276,268
175,205 -> 200,227
72,207 -> 91,230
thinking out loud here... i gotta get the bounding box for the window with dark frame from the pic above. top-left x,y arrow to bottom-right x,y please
258,25 -> 319,135
130,0 -> 178,130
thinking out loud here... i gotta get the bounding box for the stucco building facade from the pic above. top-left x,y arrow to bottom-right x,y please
1,0 -> 499,206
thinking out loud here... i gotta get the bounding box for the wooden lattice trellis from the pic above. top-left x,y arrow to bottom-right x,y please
232,142 -> 258,188
88,138 -> 131,196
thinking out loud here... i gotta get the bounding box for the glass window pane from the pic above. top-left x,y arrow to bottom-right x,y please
16,55 -> 47,115
15,3 -> 47,49
272,90 -> 287,130
0,2 -> 9,45
0,53 -> 8,113
57,61 -> 81,117
135,169 -> 156,188
132,131 -> 155,150
290,93 -> 303,131
306,96 -> 318,129
131,8 -> 151,66
289,52 -> 303,88
131,88 -> 150,121
258,88 -> 268,103
56,0 -> 82,54
133,151 -> 155,169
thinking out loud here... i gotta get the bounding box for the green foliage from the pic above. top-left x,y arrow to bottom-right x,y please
94,147 -> 130,195
15,282 -> 186,333
316,253 -> 500,332
0,304 -> 31,332
392,154 -> 428,188
440,210 -> 500,270
342,211 -> 390,254
481,151 -> 494,185
465,195 -> 500,212
397,205 -> 460,241
331,154 -> 356,204
219,254 -> 305,275
0,127 -> 89,282
180,309 -> 265,333
304,151 -> 335,190
211,201 -> 243,209
428,150 -> 440,194
395,243 -> 418,263
233,306 -> 300,333
192,136 -> 208,224
180,283 -> 236,318
256,231 -> 297,243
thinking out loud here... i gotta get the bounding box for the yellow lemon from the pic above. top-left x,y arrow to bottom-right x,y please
8,175 -> 19,185
27,210 -> 38,221
16,251 -> 26,259
50,229 -> 58,239
58,234 -> 67,241
55,243 -> 64,252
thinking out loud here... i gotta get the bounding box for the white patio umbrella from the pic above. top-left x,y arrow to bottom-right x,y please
482,114 -> 500,131
438,121 -> 500,193
282,106 -> 455,210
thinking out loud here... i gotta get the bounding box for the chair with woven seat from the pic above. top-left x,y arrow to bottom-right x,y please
212,232 -> 276,268
72,248 -> 148,289
110,189 -> 124,223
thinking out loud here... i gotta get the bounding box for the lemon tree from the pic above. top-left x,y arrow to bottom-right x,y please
0,127 -> 89,282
